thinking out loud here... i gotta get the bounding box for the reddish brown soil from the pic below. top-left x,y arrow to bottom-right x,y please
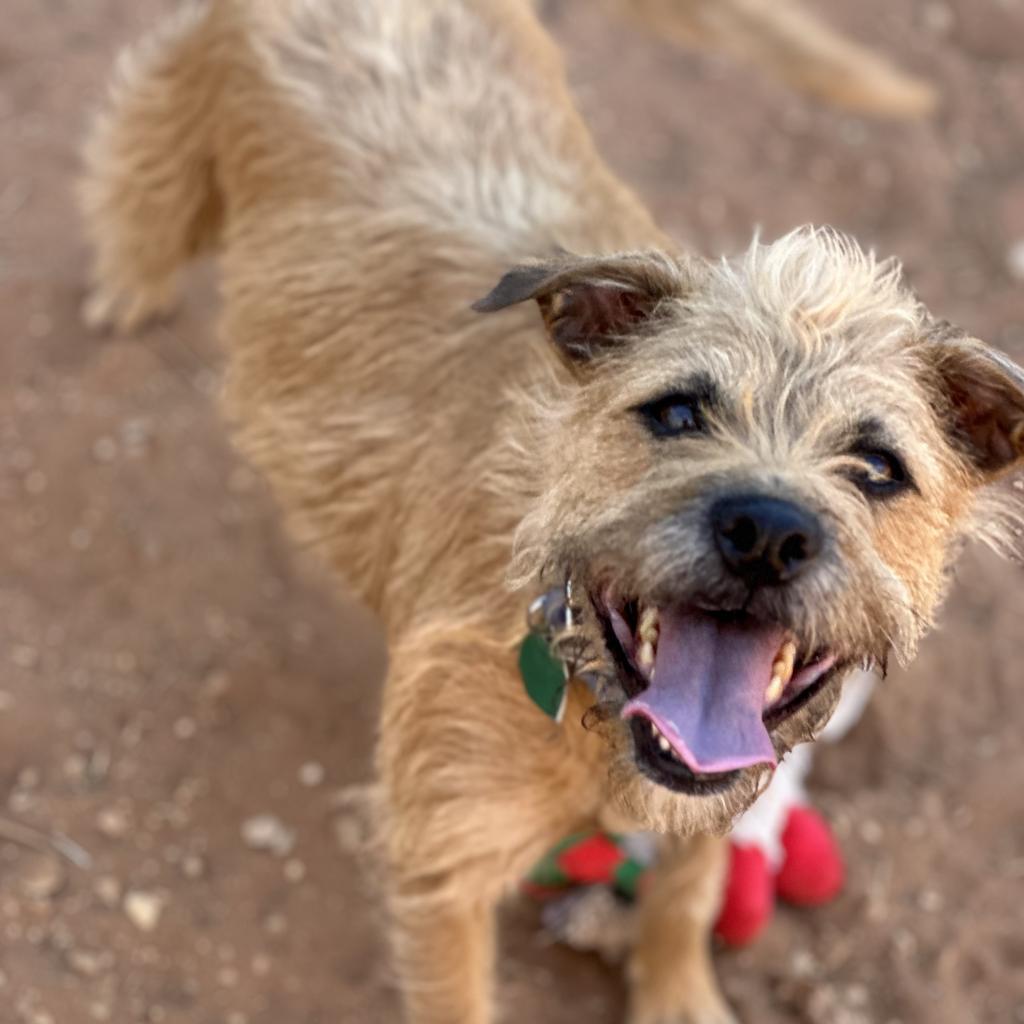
2,1 -> 1023,1022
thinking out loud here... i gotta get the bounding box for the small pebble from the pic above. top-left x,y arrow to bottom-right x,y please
94,876 -> 123,908
283,858 -> 306,884
173,717 -> 198,741
11,645 -> 40,669
218,967 -> 240,988
70,527 -> 93,552
96,805 -> 131,839
66,948 -> 113,978
124,891 -> 164,932
859,819 -> 884,845
18,854 -> 66,901
241,815 -> 296,858
92,437 -> 118,463
263,913 -> 287,936
181,854 -> 206,880
298,762 -> 325,788
24,469 -> 47,495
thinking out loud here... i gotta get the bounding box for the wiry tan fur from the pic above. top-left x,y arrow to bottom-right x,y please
80,2 -> 1023,1022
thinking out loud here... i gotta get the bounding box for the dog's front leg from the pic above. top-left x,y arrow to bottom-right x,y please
627,834 -> 737,1024
389,880 -> 498,1024
379,625 -> 587,1024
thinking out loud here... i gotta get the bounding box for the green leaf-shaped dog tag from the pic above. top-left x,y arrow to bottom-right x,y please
519,631 -> 567,722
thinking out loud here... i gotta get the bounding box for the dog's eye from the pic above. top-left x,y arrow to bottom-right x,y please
850,449 -> 909,497
637,394 -> 705,438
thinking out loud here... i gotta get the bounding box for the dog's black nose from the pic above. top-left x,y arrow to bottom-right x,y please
711,495 -> 823,586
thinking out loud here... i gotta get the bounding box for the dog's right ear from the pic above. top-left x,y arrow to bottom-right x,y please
924,328 -> 1024,480
473,251 -> 689,365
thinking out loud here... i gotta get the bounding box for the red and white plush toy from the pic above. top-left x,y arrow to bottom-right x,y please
714,668 -> 875,945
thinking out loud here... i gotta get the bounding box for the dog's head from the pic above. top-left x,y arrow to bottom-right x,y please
476,227 -> 1024,831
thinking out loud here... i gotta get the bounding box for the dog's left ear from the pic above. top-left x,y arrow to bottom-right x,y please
925,327 -> 1024,478
473,251 -> 689,364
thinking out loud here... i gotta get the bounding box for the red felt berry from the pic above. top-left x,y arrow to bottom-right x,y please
557,833 -> 624,885
776,806 -> 845,907
714,843 -> 774,947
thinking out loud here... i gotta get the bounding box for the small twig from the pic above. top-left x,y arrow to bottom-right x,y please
0,816 -> 93,870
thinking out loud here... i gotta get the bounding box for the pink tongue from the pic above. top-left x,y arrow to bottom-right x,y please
623,608 -> 785,774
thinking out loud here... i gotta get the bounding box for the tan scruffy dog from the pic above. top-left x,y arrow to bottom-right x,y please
81,1 -> 1023,1021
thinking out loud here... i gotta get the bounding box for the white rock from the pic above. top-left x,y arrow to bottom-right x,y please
124,890 -> 164,932
241,815 -> 295,857
96,805 -> 131,839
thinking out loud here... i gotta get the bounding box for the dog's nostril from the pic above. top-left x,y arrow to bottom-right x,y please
779,532 -> 808,567
722,516 -> 759,555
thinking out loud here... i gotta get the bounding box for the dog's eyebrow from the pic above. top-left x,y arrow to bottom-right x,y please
643,373 -> 719,406
849,416 -> 898,451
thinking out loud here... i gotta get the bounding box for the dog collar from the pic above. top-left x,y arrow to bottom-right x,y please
519,630 -> 568,722
520,585 -> 574,722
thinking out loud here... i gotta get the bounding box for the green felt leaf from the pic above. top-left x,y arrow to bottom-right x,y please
519,631 -> 567,722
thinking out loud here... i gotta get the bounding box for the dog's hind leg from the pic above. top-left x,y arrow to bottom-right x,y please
79,2 -> 224,333
627,834 -> 737,1024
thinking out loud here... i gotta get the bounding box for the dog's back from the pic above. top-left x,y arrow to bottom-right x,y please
80,0 -> 664,624
80,0 -> 659,326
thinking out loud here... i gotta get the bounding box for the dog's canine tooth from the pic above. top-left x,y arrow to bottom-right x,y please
764,674 -> 785,706
638,605 -> 660,645
637,640 -> 655,672
773,640 -> 798,685
658,735 -> 670,753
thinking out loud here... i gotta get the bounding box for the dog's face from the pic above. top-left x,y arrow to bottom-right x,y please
477,228 -> 1024,831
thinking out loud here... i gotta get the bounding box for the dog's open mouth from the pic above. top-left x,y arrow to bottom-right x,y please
599,595 -> 837,795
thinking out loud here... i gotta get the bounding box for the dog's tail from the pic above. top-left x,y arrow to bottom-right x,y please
607,0 -> 936,118
80,1 -> 225,333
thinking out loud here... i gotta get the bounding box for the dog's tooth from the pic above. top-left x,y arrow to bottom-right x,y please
650,722 -> 659,738
764,674 -> 785,706
658,735 -> 670,753
637,641 -> 655,672
775,640 -> 797,684
638,606 -> 660,644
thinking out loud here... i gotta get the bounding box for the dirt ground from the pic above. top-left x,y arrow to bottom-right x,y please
2,1 -> 1024,1022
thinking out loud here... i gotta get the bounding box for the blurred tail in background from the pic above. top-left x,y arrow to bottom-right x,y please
602,0 -> 937,118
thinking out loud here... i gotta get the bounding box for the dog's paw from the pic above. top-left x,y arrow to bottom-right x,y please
628,988 -> 740,1024
629,1006 -> 738,1024
82,282 -> 178,336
